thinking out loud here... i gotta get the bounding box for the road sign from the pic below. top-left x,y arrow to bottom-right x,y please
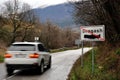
75,39 -> 81,45
34,37 -> 39,42
80,25 -> 105,41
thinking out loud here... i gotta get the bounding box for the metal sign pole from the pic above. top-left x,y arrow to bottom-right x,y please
81,1 -> 84,68
92,42 -> 94,74
81,40 -> 84,67
78,43 -> 79,48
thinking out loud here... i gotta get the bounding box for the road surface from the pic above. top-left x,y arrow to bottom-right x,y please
0,47 -> 92,80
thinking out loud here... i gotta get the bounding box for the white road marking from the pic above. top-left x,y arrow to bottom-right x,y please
3,74 -> 16,80
2,70 -> 20,80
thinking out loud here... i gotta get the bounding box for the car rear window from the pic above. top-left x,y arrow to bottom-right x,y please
8,44 -> 35,51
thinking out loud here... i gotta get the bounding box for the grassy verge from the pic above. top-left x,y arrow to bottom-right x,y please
0,49 -> 5,63
68,48 -> 120,80
0,56 -> 4,63
50,47 -> 79,53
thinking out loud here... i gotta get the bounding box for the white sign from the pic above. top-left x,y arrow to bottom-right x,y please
80,25 -> 105,41
35,37 -> 39,41
75,39 -> 81,45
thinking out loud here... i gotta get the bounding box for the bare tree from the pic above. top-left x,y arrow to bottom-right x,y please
39,21 -> 63,48
38,20 -> 78,49
1,0 -> 38,44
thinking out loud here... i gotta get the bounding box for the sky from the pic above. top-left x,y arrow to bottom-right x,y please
0,0 -> 72,8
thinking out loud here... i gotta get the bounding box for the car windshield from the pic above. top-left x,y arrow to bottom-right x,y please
8,44 -> 35,51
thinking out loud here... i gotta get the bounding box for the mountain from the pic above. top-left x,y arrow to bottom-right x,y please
33,3 -> 76,27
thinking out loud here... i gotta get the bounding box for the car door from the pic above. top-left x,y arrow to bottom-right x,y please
38,44 -> 49,65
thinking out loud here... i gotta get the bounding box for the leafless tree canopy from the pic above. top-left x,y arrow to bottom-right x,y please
0,0 -> 38,44
38,21 -> 78,49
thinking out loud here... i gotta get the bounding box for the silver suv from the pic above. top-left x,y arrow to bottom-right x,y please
4,42 -> 51,75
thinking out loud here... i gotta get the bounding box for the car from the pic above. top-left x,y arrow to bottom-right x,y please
4,42 -> 51,75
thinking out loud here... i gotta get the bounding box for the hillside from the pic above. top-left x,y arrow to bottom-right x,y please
33,3 -> 76,27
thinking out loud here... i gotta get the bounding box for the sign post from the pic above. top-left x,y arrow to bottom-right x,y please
80,25 -> 105,74
81,40 -> 84,67
92,41 -> 94,74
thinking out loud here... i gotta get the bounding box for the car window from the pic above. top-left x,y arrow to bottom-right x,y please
8,44 -> 35,51
38,44 -> 45,51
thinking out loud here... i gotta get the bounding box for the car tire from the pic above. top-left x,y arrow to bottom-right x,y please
7,68 -> 14,75
47,57 -> 51,69
37,61 -> 44,74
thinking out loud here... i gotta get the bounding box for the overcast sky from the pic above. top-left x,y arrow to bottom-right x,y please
0,0 -> 72,8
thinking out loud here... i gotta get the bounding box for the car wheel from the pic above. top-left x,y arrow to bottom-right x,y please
38,61 -> 44,74
47,58 -> 51,69
7,68 -> 14,75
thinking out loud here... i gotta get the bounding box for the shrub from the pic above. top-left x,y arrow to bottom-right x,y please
115,49 -> 120,55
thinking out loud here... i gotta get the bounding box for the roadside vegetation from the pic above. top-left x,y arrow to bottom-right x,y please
68,43 -> 120,80
0,48 -> 5,62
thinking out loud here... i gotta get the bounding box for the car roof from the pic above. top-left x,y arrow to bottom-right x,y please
12,42 -> 43,45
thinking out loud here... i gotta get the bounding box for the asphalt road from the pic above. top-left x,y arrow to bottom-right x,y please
0,47 -> 92,80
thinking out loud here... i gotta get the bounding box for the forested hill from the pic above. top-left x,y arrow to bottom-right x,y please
32,3 -> 76,27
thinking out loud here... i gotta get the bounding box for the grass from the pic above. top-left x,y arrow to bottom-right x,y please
50,47 -> 79,53
0,55 -> 4,62
0,49 -> 5,63
68,47 -> 120,80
